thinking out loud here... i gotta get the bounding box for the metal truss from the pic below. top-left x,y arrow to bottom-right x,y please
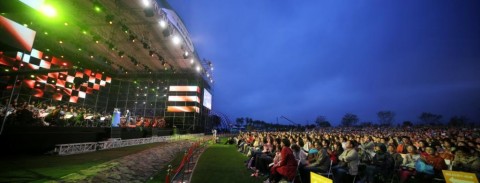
54,142 -> 98,155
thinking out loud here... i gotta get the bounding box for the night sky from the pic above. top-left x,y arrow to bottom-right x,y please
168,0 -> 480,125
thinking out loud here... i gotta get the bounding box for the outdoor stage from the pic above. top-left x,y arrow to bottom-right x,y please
0,126 -> 176,154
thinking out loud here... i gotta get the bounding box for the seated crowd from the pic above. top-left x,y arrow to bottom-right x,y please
0,100 -> 166,128
233,126 -> 480,183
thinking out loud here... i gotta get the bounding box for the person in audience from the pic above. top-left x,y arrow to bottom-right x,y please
300,141 -> 330,183
439,139 -> 455,161
416,145 -> 447,182
329,141 -> 343,165
399,145 -> 420,183
452,146 -> 480,177
365,143 -> 394,183
333,140 -> 359,183
397,137 -> 412,154
264,139 -> 297,183
387,144 -> 404,170
292,144 -> 307,165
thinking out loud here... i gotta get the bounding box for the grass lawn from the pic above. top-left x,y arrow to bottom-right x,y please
191,138 -> 264,183
0,142 -> 168,183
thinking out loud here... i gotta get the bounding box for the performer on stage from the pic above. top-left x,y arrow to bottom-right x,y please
124,109 -> 130,123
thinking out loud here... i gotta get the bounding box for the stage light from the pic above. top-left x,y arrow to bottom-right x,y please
44,32 -> 48,35
5,69 -> 9,72
159,20 -> 167,28
122,25 -> 129,33
150,51 -> 155,57
30,75 -> 35,78
118,51 -> 125,58
129,35 -> 136,42
183,51 -> 189,59
190,59 -> 194,64
93,36 -> 100,43
106,15 -> 114,24
40,4 -> 57,17
172,35 -> 181,45
59,40 -> 63,44
142,0 -> 150,7
196,66 -> 201,72
93,1 -> 103,12
64,22 -> 68,26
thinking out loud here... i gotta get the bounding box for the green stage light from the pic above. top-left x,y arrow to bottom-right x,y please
41,4 -> 57,17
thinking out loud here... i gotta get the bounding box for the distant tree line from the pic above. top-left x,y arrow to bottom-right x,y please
229,111 -> 476,131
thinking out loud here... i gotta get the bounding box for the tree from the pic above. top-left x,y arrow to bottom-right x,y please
448,116 -> 467,127
359,121 -> 374,127
315,116 -> 331,127
341,113 -> 359,127
402,121 -> 413,127
419,112 -> 442,125
235,117 -> 244,127
377,110 -> 395,126
245,117 -> 253,127
211,115 -> 221,127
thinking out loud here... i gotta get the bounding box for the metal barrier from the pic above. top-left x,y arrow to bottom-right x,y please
54,142 -> 98,155
53,133 -> 205,155
166,137 -> 211,183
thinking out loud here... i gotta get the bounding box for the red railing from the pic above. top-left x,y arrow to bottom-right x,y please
165,137 -> 211,183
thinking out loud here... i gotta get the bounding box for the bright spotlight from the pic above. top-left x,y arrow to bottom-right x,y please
196,66 -> 201,72
40,4 -> 57,17
190,59 -> 194,64
142,0 -> 150,7
159,20 -> 167,28
172,35 -> 181,45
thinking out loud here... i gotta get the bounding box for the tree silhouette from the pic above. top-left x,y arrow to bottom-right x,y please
315,115 -> 331,127
235,117 -> 244,127
377,110 -> 395,126
341,113 -> 359,127
448,116 -> 467,127
211,115 -> 221,128
419,112 -> 442,125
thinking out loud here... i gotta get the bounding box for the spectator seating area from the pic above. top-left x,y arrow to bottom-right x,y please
232,127 -> 480,183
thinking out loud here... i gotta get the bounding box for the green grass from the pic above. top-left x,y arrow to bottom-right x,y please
191,138 -> 264,183
0,142 -> 167,182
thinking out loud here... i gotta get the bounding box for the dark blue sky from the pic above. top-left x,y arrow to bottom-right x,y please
169,0 -> 480,125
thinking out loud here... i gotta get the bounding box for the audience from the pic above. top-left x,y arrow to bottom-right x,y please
233,126 -> 480,183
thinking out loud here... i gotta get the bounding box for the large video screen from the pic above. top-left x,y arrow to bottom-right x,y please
203,88 -> 212,110
0,15 -> 36,51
